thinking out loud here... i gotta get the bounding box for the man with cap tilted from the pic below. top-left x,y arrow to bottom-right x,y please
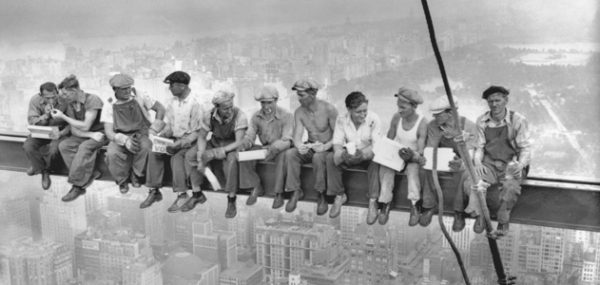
23,82 -> 69,190
51,75 -> 107,202
284,78 -> 338,214
187,90 -> 248,218
138,71 -> 205,211
236,85 -> 294,209
328,91 -> 381,220
372,87 -> 428,226
418,95 -> 477,230
461,85 -> 531,236
101,73 -> 166,195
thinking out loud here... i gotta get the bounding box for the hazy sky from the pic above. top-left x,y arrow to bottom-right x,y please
0,0 -> 596,42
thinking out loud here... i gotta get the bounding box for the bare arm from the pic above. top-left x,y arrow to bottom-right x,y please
416,118 -> 428,155
387,113 -> 401,140
61,109 -> 99,131
292,109 -> 305,148
151,101 -> 166,121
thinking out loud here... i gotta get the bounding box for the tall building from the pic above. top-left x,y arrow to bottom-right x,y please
122,255 -> 163,285
0,237 -> 73,285
162,250 -> 219,285
339,207 -> 364,245
0,195 -> 31,244
106,192 -> 165,246
345,224 -> 393,285
255,219 -> 339,284
192,219 -> 238,271
74,228 -> 154,283
40,179 -> 87,248
219,260 -> 264,285
297,254 -> 350,285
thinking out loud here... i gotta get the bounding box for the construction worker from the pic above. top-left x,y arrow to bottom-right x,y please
139,71 -> 205,211
328,91 -> 381,220
23,82 -> 69,190
101,74 -> 166,194
284,79 -> 338,214
462,86 -> 531,236
187,90 -> 248,218
236,86 -> 293,209
418,95 -> 477,230
52,75 -> 107,202
375,88 -> 427,225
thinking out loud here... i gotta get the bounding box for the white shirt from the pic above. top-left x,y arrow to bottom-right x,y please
332,111 -> 381,150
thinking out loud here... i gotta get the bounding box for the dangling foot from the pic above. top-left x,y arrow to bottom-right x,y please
378,203 -> 392,225
408,203 -> 420,227
366,199 -> 379,225
285,190 -> 304,213
329,194 -> 347,218
473,215 -> 485,234
272,193 -> 284,209
180,191 -> 207,212
418,207 -> 436,227
41,170 -> 51,190
119,183 -> 129,194
316,193 -> 328,216
452,212 -> 466,232
225,196 -> 237,218
246,185 -> 264,206
167,193 -> 189,213
139,188 -> 163,209
61,186 -> 86,202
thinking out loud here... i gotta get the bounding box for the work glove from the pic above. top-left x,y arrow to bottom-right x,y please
398,147 -> 414,162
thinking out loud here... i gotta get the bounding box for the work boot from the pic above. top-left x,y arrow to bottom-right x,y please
329,194 -> 347,219
409,204 -> 420,227
452,212 -> 466,232
285,190 -> 304,213
167,193 -> 189,213
378,203 -> 392,225
496,223 -> 510,237
473,215 -> 485,234
140,188 -> 162,209
316,193 -> 328,216
419,207 -> 436,227
130,173 -> 141,188
41,171 -> 51,190
225,196 -> 237,218
180,191 -> 207,212
366,199 -> 379,225
61,186 -> 86,202
119,183 -> 129,194
246,185 -> 264,206
26,167 -> 36,176
272,193 -> 284,209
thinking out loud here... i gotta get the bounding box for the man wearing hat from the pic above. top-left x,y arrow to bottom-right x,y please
101,73 -> 166,194
51,75 -> 107,202
186,90 -> 248,218
23,82 -> 69,190
236,86 -> 293,208
372,87 -> 428,226
461,86 -> 531,236
418,95 -> 477,230
284,78 -> 338,214
139,71 -> 205,211
328,91 -> 381,220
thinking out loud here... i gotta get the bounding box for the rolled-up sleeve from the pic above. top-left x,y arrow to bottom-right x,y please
27,96 -> 45,126
332,116 -> 346,146
513,114 -> 532,167
473,116 -> 487,163
244,115 -> 259,145
234,110 -> 248,131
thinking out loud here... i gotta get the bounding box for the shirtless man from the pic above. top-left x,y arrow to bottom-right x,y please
284,79 -> 338,214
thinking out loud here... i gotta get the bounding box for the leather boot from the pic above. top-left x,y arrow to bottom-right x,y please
272,193 -> 284,209
496,223 -> 510,237
139,188 -> 163,209
473,215 -> 485,234
61,186 -> 86,202
180,191 -> 207,212
378,203 -> 391,225
452,212 -> 466,232
225,196 -> 237,218
167,193 -> 189,213
41,171 -> 51,190
366,199 -> 379,225
285,190 -> 304,213
119,183 -> 129,194
408,204 -> 420,227
246,185 -> 264,206
130,173 -> 141,188
419,207 -> 436,227
316,193 -> 328,216
329,194 -> 347,218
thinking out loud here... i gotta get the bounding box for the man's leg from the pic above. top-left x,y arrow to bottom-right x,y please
463,164 -> 499,233
167,147 -> 192,213
131,135 -> 152,179
23,136 -> 51,175
224,152 -> 240,218
377,165 -> 396,225
366,161 -> 380,225
105,141 -> 132,190
419,169 -> 437,227
140,151 -> 165,209
405,162 -> 421,226
239,146 -> 263,206
270,150 -> 287,209
325,152 -> 347,218
180,145 -> 207,212
64,137 -> 107,188
58,136 -> 87,172
285,148 -> 312,212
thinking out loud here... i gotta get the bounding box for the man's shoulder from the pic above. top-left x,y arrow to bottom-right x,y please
510,110 -> 528,122
29,94 -> 42,104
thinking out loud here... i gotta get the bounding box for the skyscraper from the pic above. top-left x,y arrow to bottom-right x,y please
106,192 -> 165,246
192,219 -> 238,271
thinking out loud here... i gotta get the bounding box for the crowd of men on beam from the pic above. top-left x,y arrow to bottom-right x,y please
24,71 -> 531,237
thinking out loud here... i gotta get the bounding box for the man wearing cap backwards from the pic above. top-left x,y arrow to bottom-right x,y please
328,91 -> 381,220
51,75 -> 107,202
101,73 -> 166,195
236,86 -> 293,209
418,95 -> 477,230
374,87 -> 428,226
187,90 -> 248,218
139,71 -> 205,211
24,82 -> 70,190
284,78 -> 338,214
461,86 -> 531,236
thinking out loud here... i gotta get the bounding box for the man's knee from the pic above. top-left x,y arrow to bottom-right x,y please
184,148 -> 197,164
226,152 -> 237,162
285,148 -> 299,161
312,152 -> 327,164
77,139 -> 102,153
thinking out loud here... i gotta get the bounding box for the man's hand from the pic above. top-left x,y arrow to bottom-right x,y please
416,154 -> 426,166
50,109 -> 65,120
311,142 -> 328,153
166,140 -> 182,155
237,140 -> 253,152
474,162 -> 487,178
505,161 -> 523,179
449,157 -> 463,171
298,144 -> 311,155
398,147 -> 414,162
264,146 -> 278,161
346,149 -> 364,165
125,137 -> 140,153
201,147 -> 226,163
90,132 -> 104,142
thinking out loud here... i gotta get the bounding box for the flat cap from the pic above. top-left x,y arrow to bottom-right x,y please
254,86 -> 279,101
109,73 -> 134,88
430,95 -> 458,114
291,78 -> 320,91
163,71 -> 191,85
394,87 -> 423,105
482,85 -> 509,99
212,90 -> 235,105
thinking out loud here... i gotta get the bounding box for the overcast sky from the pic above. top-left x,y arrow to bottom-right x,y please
0,0 -> 596,42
